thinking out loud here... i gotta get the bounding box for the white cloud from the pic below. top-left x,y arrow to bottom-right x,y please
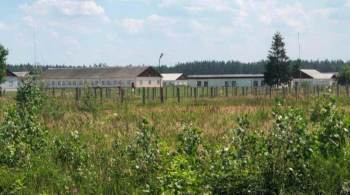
158,0 -> 235,13
117,14 -> 177,34
0,22 -> 6,30
20,0 -> 109,20
118,18 -> 144,34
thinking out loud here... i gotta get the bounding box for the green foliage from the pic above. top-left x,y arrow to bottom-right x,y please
209,116 -> 265,194
315,97 -> 350,158
264,32 -> 292,86
0,44 -> 8,84
338,64 -> 350,85
79,87 -> 97,116
126,118 -> 162,193
16,79 -> 45,116
264,106 -> 315,193
53,130 -> 97,193
0,80 -> 46,167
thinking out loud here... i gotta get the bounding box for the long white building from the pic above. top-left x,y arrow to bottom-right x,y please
40,66 -> 162,88
292,69 -> 337,86
186,74 -> 264,88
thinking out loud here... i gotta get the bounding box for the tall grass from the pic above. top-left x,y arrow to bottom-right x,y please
1,86 -> 350,194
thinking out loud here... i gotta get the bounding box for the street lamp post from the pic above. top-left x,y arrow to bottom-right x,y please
159,53 -> 164,87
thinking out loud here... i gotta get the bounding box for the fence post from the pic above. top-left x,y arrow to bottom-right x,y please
142,87 -> 146,105
75,88 -> 79,101
177,87 -> 180,103
225,87 -> 228,97
269,86 -> 272,99
194,87 -> 198,100
337,84 -> 340,97
120,88 -> 124,103
160,87 -> 164,103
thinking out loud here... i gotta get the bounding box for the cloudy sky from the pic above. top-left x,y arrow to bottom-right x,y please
0,0 -> 349,66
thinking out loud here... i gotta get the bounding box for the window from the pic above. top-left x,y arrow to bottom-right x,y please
95,80 -> 99,85
139,80 -> 143,85
107,81 -> 111,85
127,80 -> 131,85
62,81 -> 65,86
197,81 -> 202,87
80,81 -> 84,86
253,81 -> 259,87
225,81 -> 229,87
148,80 -> 152,85
73,81 -> 76,86
261,81 -> 265,86
204,81 -> 208,87
157,80 -> 160,84
68,81 -> 72,86
114,80 -> 117,85
51,81 -> 55,86
58,81 -> 61,86
102,81 -> 105,85
232,81 -> 237,87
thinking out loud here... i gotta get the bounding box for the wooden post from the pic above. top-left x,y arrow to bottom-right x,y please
194,87 -> 198,100
225,87 -> 228,97
120,88 -> 124,103
142,88 -> 146,105
100,88 -> 103,103
75,88 -> 79,101
94,88 -> 97,98
160,87 -> 164,103
176,87 -> 180,103
337,84 -> 340,97
269,86 -> 272,99
295,84 -> 298,100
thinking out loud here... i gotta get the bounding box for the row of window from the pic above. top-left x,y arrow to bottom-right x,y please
47,80 -> 134,87
46,79 -> 162,87
196,80 -> 264,87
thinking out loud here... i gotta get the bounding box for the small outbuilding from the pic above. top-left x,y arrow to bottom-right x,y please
0,70 -> 20,92
292,69 -> 337,86
186,74 -> 265,88
40,66 -> 162,88
161,73 -> 187,86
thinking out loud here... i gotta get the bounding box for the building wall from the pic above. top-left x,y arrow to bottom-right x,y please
163,80 -> 188,86
0,76 -> 19,92
135,77 -> 162,88
292,79 -> 335,86
42,77 -> 162,88
187,78 -> 264,88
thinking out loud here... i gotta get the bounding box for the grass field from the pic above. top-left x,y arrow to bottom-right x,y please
1,84 -> 350,194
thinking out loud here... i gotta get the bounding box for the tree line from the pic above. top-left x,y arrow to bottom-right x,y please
159,59 -> 346,75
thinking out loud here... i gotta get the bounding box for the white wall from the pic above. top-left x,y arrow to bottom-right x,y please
187,78 -> 264,88
292,79 -> 335,86
0,76 -> 19,92
163,80 -> 188,86
135,77 -> 162,88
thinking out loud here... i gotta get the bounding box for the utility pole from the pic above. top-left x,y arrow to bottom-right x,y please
159,53 -> 164,88
159,53 -> 164,72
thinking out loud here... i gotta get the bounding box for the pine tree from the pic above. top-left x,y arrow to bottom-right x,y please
264,32 -> 291,86
0,44 -> 9,84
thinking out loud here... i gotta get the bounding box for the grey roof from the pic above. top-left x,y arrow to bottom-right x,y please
300,69 -> 336,79
187,74 -> 264,79
40,66 -> 159,80
13,71 -> 30,78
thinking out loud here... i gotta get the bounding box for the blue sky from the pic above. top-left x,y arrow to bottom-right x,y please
0,0 -> 350,66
